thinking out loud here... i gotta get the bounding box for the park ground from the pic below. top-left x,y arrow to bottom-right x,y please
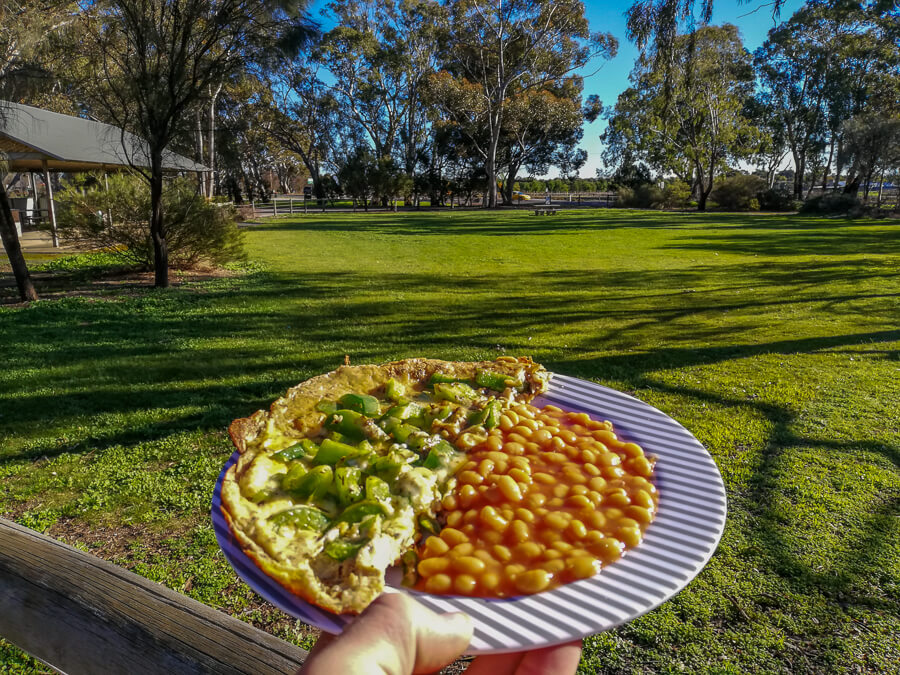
1,208 -> 898,673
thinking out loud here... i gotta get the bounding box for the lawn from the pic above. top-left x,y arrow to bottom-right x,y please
1,208 -> 898,673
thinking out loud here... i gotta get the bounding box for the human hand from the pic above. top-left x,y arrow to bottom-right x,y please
464,641 -> 583,675
299,593 -> 582,675
299,592 -> 472,675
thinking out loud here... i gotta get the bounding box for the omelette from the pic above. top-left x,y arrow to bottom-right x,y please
220,357 -> 550,614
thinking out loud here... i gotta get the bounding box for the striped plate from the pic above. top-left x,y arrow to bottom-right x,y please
212,374 -> 727,654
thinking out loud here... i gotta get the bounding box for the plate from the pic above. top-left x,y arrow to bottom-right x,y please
212,374 -> 727,654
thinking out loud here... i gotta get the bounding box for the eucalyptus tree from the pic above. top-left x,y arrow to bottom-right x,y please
603,24 -> 758,210
267,60 -> 339,200
497,83 -> 586,204
0,1 -> 77,301
76,0 -> 312,288
429,0 -> 616,208
318,0 -> 442,181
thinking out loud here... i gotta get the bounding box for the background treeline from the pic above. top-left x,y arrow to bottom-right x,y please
603,1 -> 900,212
5,0 -> 899,216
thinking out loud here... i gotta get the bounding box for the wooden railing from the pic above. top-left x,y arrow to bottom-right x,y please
0,518 -> 308,674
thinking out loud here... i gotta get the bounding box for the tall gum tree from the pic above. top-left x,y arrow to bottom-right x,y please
77,0 -> 311,288
430,0 -> 615,208
603,24 -> 759,211
0,0 -> 77,301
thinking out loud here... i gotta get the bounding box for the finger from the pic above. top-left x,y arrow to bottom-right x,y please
299,593 -> 472,675
515,640 -> 583,675
461,651 -> 526,675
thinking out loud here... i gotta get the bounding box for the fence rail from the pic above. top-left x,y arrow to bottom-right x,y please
0,517 -> 308,674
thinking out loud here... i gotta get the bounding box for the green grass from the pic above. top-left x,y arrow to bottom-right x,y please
1,208 -> 898,673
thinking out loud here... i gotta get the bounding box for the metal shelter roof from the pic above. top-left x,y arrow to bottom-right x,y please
0,101 -> 207,173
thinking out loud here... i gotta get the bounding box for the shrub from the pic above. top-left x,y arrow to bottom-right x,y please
662,180 -> 691,208
56,175 -> 245,269
799,193 -> 862,215
757,187 -> 797,211
709,174 -> 766,211
617,184 -> 665,209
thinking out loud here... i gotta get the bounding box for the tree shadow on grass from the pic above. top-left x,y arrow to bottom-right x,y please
553,347 -> 900,624
248,210 -> 882,239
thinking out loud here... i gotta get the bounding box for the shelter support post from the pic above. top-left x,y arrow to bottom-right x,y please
41,160 -> 59,248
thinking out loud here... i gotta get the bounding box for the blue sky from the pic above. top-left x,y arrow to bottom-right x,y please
308,0 -> 807,178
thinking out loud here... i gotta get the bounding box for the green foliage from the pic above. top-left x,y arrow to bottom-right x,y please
799,193 -> 862,215
55,175 -> 245,269
617,184 -> 664,209
710,174 -> 767,211
661,179 -> 691,208
757,187 -> 798,212
603,25 -> 760,210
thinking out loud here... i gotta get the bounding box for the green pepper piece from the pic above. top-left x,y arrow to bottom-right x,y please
249,488 -> 275,504
390,422 -> 420,444
468,400 -> 502,429
338,392 -> 381,416
423,440 -> 459,470
289,465 -> 333,500
325,409 -> 367,440
385,378 -> 406,402
313,438 -> 361,466
334,500 -> 386,525
272,438 -> 318,463
386,401 -> 425,421
316,400 -> 338,415
379,416 -> 402,434
365,475 -> 391,501
268,505 -> 331,532
335,466 -> 363,505
281,463 -> 308,491
426,404 -> 453,424
433,381 -> 478,405
370,455 -> 406,482
324,537 -> 368,561
418,513 -> 441,536
475,369 -> 519,391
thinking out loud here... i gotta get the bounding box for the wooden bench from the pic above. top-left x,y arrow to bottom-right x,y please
0,517 -> 308,674
533,206 -> 558,216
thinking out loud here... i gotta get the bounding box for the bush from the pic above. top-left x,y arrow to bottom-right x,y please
799,193 -> 862,215
709,174 -> 766,211
757,187 -> 797,211
662,180 -> 691,208
618,184 -> 665,209
56,175 -> 245,269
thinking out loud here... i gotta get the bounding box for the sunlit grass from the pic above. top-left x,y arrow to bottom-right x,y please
1,208 -> 898,672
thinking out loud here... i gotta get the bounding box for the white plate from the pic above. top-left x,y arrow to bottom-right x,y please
212,374 -> 727,654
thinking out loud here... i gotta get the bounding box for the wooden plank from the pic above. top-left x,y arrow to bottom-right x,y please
0,518 -> 308,674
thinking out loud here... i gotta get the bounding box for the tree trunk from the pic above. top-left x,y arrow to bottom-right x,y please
207,84 -> 222,197
0,181 -> 38,301
196,109 -> 205,198
843,173 -> 861,196
149,153 -> 168,288
822,135 -> 834,191
485,119 -> 500,208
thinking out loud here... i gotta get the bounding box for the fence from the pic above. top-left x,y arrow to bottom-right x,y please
0,517 -> 308,674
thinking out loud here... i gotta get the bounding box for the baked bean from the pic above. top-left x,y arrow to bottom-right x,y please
454,574 -> 477,594
425,574 -> 452,593
515,569 -> 552,593
416,402 -> 658,599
